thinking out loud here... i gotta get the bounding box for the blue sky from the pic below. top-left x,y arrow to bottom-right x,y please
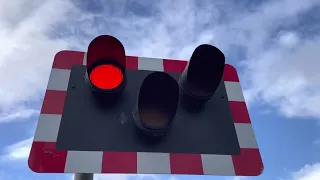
0,0 -> 320,180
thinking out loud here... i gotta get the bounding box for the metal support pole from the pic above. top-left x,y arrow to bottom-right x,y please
74,173 -> 94,180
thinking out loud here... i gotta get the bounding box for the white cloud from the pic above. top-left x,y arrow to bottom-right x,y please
93,174 -> 130,180
243,36 -> 320,118
0,0 -> 73,122
0,108 -> 39,123
313,140 -> 320,147
0,137 -> 33,161
279,32 -> 299,47
290,163 -> 320,180
230,176 -> 249,180
136,174 -> 161,180
168,177 -> 180,180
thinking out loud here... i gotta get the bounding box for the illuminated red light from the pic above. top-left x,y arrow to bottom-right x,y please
89,64 -> 123,90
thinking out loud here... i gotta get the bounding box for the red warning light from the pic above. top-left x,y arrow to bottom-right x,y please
89,64 -> 123,90
85,35 -> 127,102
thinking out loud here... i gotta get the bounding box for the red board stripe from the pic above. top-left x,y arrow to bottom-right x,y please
53,51 -> 84,70
170,153 -> 204,174
126,56 -> 138,70
163,59 -> 188,73
101,152 -> 137,173
40,90 -> 67,114
28,142 -> 67,173
232,148 -> 264,176
223,64 -> 239,82
229,101 -> 251,123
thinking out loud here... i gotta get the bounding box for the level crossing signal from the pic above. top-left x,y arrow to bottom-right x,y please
28,35 -> 263,176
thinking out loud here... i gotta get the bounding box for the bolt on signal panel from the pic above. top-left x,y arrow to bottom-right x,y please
28,38 -> 263,176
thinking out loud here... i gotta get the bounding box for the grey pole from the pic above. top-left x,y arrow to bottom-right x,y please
74,173 -> 94,180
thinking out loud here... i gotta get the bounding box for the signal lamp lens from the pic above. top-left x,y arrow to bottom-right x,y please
89,64 -> 123,90
134,72 -> 179,137
179,44 -> 225,100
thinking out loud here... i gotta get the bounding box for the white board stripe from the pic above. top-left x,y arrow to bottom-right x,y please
33,114 -> 61,142
201,154 -> 235,175
137,152 -> 170,174
224,81 -> 245,102
65,151 -> 103,173
83,52 -> 87,65
235,123 -> 258,148
138,57 -> 164,71
47,69 -> 71,91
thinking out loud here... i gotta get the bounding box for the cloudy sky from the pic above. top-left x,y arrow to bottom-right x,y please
0,0 -> 320,179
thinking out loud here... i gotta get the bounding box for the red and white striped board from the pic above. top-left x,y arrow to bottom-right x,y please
28,50 -> 263,176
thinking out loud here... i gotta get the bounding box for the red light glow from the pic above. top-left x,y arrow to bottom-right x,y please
89,64 -> 123,90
